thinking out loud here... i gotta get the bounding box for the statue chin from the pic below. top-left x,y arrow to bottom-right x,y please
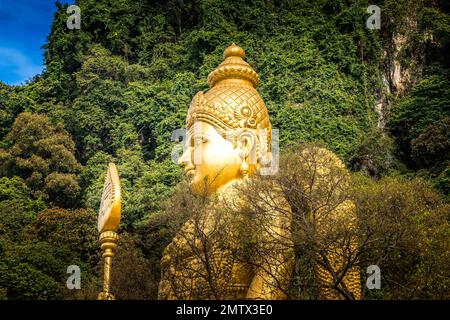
186,173 -> 207,195
187,170 -> 241,196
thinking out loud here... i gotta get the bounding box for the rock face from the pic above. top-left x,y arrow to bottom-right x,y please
376,5 -> 427,128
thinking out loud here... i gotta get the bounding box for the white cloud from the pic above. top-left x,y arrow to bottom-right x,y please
0,47 -> 42,85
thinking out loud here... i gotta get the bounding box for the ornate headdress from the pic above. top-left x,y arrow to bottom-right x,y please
186,43 -> 271,155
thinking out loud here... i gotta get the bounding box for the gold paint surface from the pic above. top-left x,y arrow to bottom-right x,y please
98,163 -> 122,233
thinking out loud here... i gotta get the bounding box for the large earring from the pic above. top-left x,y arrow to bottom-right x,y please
240,157 -> 249,177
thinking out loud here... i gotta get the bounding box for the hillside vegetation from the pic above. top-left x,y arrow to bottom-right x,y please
0,0 -> 448,299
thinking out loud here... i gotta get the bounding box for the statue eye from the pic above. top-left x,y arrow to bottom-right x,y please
194,137 -> 207,146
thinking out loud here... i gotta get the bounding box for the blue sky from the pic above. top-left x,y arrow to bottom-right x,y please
0,0 -> 72,85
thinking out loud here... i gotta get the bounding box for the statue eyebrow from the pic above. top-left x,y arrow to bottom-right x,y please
187,131 -> 211,144
187,126 -> 211,137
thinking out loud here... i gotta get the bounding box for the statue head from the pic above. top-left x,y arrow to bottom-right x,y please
179,44 -> 272,194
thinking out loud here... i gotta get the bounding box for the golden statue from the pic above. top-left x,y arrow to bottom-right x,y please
158,44 -> 361,300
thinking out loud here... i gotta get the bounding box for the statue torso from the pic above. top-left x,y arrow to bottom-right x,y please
158,146 -> 363,300
158,181 -> 259,299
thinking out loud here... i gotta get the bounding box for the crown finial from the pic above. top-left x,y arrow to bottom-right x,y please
208,44 -> 259,88
223,43 -> 245,59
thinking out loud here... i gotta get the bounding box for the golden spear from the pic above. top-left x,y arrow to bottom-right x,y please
97,163 -> 122,300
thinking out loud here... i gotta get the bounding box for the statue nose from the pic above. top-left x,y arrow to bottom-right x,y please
178,148 -> 191,167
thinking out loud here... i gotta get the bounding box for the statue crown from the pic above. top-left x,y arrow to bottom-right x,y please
207,43 -> 260,88
186,44 -> 270,137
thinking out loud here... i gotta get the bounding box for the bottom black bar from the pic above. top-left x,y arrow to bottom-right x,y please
0,300 -> 447,318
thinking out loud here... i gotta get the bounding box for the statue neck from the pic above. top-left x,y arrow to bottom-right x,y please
216,176 -> 249,197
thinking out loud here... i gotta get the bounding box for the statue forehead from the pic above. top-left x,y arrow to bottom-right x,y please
187,121 -> 223,137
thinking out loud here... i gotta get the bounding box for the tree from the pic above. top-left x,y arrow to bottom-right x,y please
0,238 -> 84,300
0,176 -> 45,241
240,144 -> 363,299
411,117 -> 450,168
0,112 -> 81,207
26,208 -> 99,267
348,128 -> 394,178
233,143 -> 450,299
354,175 -> 450,299
110,232 -> 159,299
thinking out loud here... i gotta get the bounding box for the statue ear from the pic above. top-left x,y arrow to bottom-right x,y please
237,130 -> 256,160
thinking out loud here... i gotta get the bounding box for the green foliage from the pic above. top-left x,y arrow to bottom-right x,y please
0,234 -> 88,299
411,117 -> 450,167
0,205 -> 99,300
347,128 -> 394,177
83,148 -> 181,230
0,112 -> 81,207
388,74 -> 450,195
0,260 -> 61,300
27,208 -> 99,266
0,83 -> 43,140
436,166 -> 450,200
110,232 -> 159,299
0,176 -> 46,240
354,176 -> 450,299
388,75 -> 450,162
421,6 -> 450,71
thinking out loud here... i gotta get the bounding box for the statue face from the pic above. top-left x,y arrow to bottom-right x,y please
178,121 -> 242,194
